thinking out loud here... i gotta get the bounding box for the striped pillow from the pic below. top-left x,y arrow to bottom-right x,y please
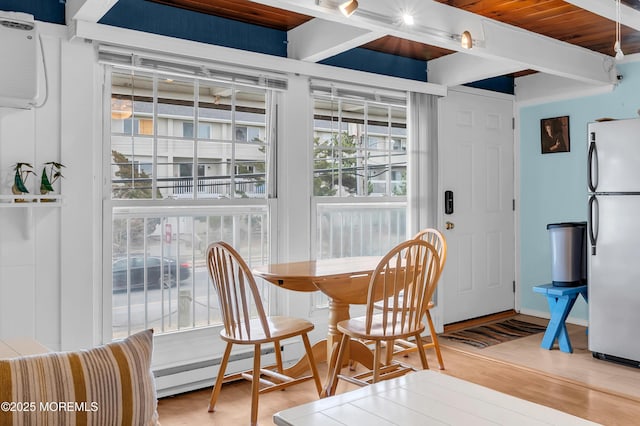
0,329 -> 158,426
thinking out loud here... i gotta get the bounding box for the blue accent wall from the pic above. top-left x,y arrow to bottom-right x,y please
0,0 -> 64,24
100,0 -> 287,57
320,48 -> 427,82
466,75 -> 514,95
519,61 -> 640,320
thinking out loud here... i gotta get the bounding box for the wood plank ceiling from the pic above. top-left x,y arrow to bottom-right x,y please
148,0 -> 640,79
433,0 -> 640,57
148,0 -> 312,30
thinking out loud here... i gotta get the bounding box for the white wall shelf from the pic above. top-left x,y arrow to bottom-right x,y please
0,194 -> 63,239
0,194 -> 63,206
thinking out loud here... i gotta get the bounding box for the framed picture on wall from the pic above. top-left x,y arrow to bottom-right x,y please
540,116 -> 570,154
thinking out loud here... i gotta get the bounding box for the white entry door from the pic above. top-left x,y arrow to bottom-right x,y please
438,88 -> 515,325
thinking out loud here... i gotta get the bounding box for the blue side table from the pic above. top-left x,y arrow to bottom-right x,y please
532,284 -> 588,353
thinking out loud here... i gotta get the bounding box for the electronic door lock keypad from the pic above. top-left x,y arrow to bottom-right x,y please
445,190 -> 454,214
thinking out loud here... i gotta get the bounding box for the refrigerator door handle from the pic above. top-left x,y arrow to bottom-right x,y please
588,132 -> 598,192
589,195 -> 599,255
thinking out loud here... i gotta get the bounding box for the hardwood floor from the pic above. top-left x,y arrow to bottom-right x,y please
157,317 -> 640,425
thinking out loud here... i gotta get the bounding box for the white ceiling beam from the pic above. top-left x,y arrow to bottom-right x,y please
288,18 -> 384,62
66,0 -> 119,24
249,0 -> 616,86
515,73 -> 615,107
480,20 -> 616,86
428,54 -> 523,87
565,0 -> 640,31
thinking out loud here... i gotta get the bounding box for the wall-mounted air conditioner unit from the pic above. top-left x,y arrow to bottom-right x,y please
0,11 -> 39,109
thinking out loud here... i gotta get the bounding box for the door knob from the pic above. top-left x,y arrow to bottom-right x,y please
445,221 -> 455,230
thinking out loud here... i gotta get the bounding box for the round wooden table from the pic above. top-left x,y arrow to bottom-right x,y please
253,256 -> 381,379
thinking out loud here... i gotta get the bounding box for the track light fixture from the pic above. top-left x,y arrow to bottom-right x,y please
460,30 -> 473,49
339,0 -> 358,17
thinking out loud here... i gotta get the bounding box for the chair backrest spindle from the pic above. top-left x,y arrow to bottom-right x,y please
414,228 -> 447,274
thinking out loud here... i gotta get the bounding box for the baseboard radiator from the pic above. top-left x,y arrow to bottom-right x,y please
153,347 -> 277,398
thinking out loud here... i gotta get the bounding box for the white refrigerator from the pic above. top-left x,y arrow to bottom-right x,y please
588,118 -> 640,366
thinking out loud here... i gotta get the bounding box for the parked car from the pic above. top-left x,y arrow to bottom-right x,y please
112,255 -> 191,292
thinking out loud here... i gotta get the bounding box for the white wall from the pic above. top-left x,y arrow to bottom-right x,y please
0,22 -> 100,351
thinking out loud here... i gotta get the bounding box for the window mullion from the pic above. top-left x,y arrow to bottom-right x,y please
387,104 -> 392,196
231,86 -> 237,199
190,76 -> 198,325
338,99 -> 343,192
363,102 -> 369,196
152,77 -> 159,199
193,79 -> 200,200
143,217 -> 149,329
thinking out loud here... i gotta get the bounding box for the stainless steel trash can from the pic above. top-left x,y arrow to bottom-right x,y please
547,222 -> 587,287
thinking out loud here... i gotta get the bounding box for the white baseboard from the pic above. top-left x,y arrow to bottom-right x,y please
518,308 -> 589,327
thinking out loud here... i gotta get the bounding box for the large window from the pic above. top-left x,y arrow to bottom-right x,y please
310,87 -> 408,309
312,90 -> 408,260
108,67 -> 275,339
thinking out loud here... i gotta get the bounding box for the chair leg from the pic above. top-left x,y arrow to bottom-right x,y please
425,310 -> 444,370
385,339 -> 394,366
208,342 -> 233,412
414,333 -> 429,370
301,333 -> 323,396
274,339 -> 283,373
373,341 -> 382,383
250,344 -> 261,426
320,341 -> 340,398
326,334 -> 350,397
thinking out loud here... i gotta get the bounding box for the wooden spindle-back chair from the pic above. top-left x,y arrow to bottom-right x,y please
324,239 -> 441,396
206,242 -> 322,426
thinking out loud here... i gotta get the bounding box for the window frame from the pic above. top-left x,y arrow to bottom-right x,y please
103,65 -> 279,346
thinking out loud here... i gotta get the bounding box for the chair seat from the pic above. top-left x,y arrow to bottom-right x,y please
220,316 -> 315,344
338,314 -> 425,341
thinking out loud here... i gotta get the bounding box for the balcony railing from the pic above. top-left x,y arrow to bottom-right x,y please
315,201 -> 407,259
112,175 -> 266,199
